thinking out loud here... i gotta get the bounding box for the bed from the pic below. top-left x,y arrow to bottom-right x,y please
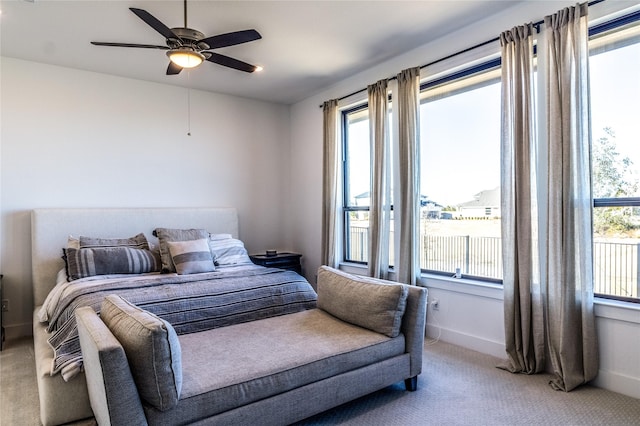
31,207 -> 316,426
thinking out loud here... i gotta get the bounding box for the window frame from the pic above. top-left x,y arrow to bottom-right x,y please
342,103 -> 370,265
417,58 -> 503,283
589,10 -> 640,303
339,9 -> 640,303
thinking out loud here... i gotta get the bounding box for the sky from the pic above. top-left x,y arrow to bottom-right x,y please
347,81 -> 501,207
419,81 -> 501,206
590,39 -> 640,195
346,25 -> 640,206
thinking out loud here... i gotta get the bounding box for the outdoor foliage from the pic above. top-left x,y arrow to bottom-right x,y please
592,127 -> 640,236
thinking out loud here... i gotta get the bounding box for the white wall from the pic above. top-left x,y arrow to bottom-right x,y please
1,57 -> 292,336
2,0 -> 638,400
289,1 -> 640,399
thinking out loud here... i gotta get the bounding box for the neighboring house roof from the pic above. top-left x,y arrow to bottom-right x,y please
458,187 -> 500,208
421,195 -> 442,208
354,192 -> 441,208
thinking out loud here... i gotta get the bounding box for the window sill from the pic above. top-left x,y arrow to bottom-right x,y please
338,263 -> 503,300
419,273 -> 503,300
338,262 -> 639,324
594,298 -> 640,324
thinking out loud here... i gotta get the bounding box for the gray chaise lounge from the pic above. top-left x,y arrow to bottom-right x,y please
76,266 -> 428,425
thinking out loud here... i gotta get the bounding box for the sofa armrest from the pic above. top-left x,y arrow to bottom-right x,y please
75,306 -> 147,426
402,285 -> 428,378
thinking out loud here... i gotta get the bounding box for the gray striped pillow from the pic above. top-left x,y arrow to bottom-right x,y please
64,247 -> 161,281
166,238 -> 215,275
79,233 -> 149,250
67,233 -> 150,250
153,228 -> 210,273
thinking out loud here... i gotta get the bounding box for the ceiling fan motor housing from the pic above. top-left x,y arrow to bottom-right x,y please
171,28 -> 211,49
171,27 -> 204,41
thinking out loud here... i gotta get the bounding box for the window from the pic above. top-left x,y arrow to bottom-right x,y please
340,9 -> 640,302
589,13 -> 640,301
419,62 -> 502,281
342,102 -> 396,265
343,105 -> 371,263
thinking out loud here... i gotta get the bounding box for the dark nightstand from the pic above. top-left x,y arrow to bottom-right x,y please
250,252 -> 302,275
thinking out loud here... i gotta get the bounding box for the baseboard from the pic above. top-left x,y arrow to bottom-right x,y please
593,369 -> 640,399
426,324 -> 640,399
426,323 -> 506,360
4,322 -> 33,341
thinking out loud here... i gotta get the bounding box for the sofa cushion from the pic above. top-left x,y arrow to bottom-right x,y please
316,266 -> 409,338
143,309 -> 406,425
100,295 -> 182,412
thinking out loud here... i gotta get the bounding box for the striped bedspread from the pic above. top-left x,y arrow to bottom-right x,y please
44,266 -> 317,381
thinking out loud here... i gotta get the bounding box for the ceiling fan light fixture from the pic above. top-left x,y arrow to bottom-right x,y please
167,49 -> 205,68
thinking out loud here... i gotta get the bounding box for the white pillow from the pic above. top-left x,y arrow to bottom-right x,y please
209,236 -> 252,265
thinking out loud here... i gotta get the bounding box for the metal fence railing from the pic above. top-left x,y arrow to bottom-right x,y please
593,241 -> 639,299
347,226 -> 639,299
420,235 -> 503,279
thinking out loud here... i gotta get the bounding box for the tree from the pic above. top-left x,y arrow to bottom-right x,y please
592,127 -> 639,236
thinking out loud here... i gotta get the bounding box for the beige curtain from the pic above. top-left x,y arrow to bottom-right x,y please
368,79 -> 391,279
321,99 -> 339,268
501,3 -> 598,392
542,2 -> 598,392
500,23 -> 545,375
396,67 -> 421,285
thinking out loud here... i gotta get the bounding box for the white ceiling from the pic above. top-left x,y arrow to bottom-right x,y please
0,1 -> 521,105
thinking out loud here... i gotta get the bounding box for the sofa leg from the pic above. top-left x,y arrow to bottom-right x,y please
404,376 -> 417,391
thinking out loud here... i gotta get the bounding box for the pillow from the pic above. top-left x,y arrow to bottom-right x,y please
166,238 -> 215,275
68,233 -> 150,250
67,235 -> 80,250
316,266 -> 408,338
100,295 -> 182,411
209,236 -> 252,266
64,247 -> 161,281
209,233 -> 233,241
153,228 -> 210,273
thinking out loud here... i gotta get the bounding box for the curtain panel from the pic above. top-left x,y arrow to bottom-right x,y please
321,99 -> 340,268
396,67 -> 421,285
500,2 -> 598,392
542,2 -> 598,392
500,23 -> 545,375
367,79 -> 391,279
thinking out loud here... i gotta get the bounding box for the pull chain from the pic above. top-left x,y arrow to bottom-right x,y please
187,70 -> 192,136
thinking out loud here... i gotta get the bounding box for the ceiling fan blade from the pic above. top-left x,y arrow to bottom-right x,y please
166,62 -> 183,75
205,52 -> 258,73
129,8 -> 181,41
91,41 -> 169,50
200,29 -> 262,49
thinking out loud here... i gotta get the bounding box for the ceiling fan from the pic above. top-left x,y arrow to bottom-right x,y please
91,0 -> 262,75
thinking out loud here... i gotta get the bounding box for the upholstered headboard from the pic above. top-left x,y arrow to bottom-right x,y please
31,207 -> 238,306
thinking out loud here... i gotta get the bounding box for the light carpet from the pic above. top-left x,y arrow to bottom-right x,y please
1,337 -> 638,425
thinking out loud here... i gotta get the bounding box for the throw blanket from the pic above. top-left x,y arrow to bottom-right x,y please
45,267 -> 317,381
